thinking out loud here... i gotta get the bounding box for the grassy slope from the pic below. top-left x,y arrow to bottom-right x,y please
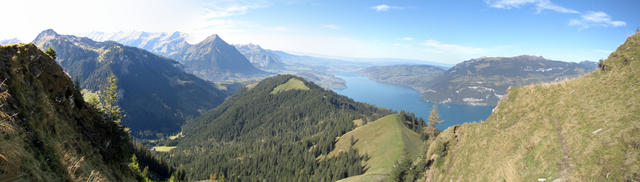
270,77 -> 310,94
329,114 -> 425,182
0,44 -> 136,181
424,33 -> 640,181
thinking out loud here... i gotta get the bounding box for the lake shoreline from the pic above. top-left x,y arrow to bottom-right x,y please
333,72 -> 494,130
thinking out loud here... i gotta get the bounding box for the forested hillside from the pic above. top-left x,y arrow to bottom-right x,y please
422,32 -> 640,181
166,75 -> 393,181
360,65 -> 445,93
32,29 -> 226,137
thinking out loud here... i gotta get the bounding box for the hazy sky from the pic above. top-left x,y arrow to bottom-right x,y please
1,0 -> 638,64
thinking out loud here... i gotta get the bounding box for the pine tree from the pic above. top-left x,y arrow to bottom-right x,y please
428,103 -> 442,128
45,46 -> 56,60
73,77 -> 81,92
101,74 -> 126,125
0,80 -> 14,121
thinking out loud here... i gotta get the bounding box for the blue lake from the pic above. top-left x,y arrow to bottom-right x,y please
333,73 -> 494,130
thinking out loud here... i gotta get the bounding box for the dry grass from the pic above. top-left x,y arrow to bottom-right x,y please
0,81 -> 23,182
153,146 -> 177,152
352,119 -> 364,127
245,82 -> 258,90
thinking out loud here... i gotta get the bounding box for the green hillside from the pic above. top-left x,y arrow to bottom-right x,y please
423,33 -> 640,181
169,75 -> 391,181
0,44 -> 138,181
328,114 -> 425,182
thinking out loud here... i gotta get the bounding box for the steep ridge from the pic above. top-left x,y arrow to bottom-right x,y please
32,29 -> 226,136
168,75 -> 392,181
0,44 -> 136,181
423,33 -> 640,181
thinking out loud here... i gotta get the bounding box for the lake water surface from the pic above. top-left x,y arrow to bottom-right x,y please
333,73 -> 494,130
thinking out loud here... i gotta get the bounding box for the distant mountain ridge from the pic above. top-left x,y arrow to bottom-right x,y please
360,64 -> 446,93
84,31 -> 267,81
33,29 -> 226,136
0,38 -> 21,44
83,31 -> 191,59
234,43 -> 284,70
425,55 -> 596,105
361,55 -> 597,106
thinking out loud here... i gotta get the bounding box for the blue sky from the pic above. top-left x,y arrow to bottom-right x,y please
1,0 -> 638,64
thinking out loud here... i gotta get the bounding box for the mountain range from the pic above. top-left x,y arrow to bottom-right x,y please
32,29 -> 226,136
85,31 -> 351,89
84,31 -> 267,81
361,55 -> 597,106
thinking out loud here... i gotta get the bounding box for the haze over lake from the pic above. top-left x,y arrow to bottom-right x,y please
334,72 -> 494,130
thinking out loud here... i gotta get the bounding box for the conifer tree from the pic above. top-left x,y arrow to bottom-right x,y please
101,74 -> 126,125
45,46 -> 56,60
428,103 -> 442,127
